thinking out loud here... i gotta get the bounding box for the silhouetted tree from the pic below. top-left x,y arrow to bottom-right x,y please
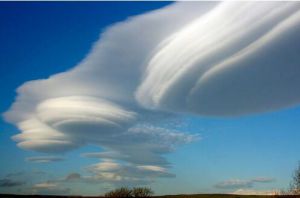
289,162 -> 300,195
104,187 -> 153,197
132,187 -> 153,197
104,187 -> 132,197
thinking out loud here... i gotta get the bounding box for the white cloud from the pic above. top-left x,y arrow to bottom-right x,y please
82,125 -> 199,167
84,160 -> 175,186
88,160 -> 122,172
33,182 -> 57,189
137,165 -> 167,172
3,1 -> 300,185
136,2 -> 300,116
4,2 -> 207,165
50,160 -> 175,187
26,156 -> 64,163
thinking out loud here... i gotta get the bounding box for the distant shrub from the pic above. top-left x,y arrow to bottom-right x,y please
280,161 -> 300,195
104,187 -> 153,197
104,187 -> 132,198
289,162 -> 300,195
132,187 -> 153,197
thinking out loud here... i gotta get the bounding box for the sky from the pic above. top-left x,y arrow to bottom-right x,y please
0,1 -> 300,196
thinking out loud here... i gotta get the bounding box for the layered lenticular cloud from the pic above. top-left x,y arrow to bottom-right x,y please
136,2 -> 300,116
4,2 -> 300,183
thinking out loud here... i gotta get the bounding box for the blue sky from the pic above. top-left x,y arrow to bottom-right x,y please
0,1 -> 300,196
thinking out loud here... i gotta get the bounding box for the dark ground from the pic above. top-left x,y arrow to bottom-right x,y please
0,194 -> 299,198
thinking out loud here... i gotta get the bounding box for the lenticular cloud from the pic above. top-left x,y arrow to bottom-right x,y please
4,1 -> 300,181
136,2 -> 300,116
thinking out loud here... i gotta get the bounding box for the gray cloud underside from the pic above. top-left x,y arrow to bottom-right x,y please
3,1 -> 300,184
0,179 -> 25,188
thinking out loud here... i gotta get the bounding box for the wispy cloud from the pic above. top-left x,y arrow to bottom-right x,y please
86,160 -> 175,185
45,158 -> 176,188
231,188 -> 278,195
31,182 -> 70,195
215,177 -> 275,189
251,177 -> 275,183
26,156 -> 64,163
215,179 -> 253,189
